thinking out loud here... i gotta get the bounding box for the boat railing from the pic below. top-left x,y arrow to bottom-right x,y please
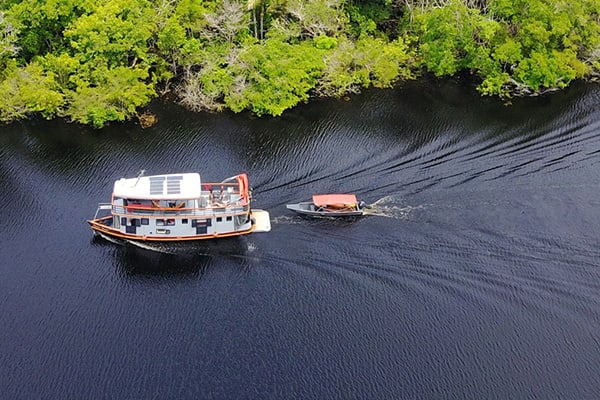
112,203 -> 250,217
93,203 -> 113,219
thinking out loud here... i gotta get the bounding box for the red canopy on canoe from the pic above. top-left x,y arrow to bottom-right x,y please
312,194 -> 358,207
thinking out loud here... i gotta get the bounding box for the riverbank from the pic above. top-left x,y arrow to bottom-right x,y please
0,0 -> 598,128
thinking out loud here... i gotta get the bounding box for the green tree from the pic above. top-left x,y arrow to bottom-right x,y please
66,66 -> 155,127
56,0 -> 157,126
63,0 -> 155,68
345,0 -> 395,38
6,0 -> 94,59
231,38 -> 324,115
0,11 -> 19,72
317,35 -> 414,96
487,0 -> 598,94
0,60 -> 63,121
178,37 -> 324,116
1,0 -> 599,126
406,0 -> 599,97
411,0 -> 500,76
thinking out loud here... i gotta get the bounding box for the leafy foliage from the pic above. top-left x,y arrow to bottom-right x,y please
233,39 -> 323,116
487,0 -> 599,94
0,0 -> 598,127
0,60 -> 63,121
408,0 -> 600,97
1,0 -> 157,127
6,0 -> 94,59
346,0 -> 393,38
178,38 -> 323,116
0,11 -> 19,72
63,0 -> 155,68
317,36 -> 414,96
66,66 -> 155,127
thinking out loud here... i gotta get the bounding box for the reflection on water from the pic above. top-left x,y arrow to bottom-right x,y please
2,80 -> 600,400
90,233 -> 254,277
116,247 -> 212,278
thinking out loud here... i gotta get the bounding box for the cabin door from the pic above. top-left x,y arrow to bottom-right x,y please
193,218 -> 211,234
125,218 -> 140,234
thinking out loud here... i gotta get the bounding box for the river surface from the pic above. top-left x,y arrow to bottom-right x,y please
1,79 -> 600,399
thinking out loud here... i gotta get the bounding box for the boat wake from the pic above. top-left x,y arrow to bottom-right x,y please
271,215 -> 307,224
95,232 -> 179,254
363,195 -> 425,220
125,239 -> 180,254
96,232 -> 125,246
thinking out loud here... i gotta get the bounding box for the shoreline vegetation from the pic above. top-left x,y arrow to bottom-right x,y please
0,0 -> 598,128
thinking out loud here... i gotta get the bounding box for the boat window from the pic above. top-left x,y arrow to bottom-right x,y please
156,219 -> 165,226
182,219 -> 188,224
131,219 -> 141,227
226,216 -> 232,221
192,219 -> 211,227
141,218 -> 149,225
121,217 -> 127,226
166,219 -> 175,226
216,217 -> 222,222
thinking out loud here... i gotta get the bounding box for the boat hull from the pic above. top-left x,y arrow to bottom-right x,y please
88,212 -> 270,242
286,202 -> 363,218
88,218 -> 256,242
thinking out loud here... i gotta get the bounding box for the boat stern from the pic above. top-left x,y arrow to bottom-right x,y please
252,209 -> 271,232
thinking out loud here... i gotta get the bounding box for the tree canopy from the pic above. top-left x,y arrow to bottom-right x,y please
0,0 -> 598,127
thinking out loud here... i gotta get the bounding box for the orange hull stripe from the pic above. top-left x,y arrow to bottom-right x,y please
88,219 -> 255,242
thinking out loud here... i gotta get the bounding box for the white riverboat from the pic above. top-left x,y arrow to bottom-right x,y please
88,171 -> 270,242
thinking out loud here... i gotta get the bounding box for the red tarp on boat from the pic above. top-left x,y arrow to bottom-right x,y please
312,194 -> 358,208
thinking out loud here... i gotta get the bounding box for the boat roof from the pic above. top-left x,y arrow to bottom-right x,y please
113,173 -> 202,199
312,194 -> 358,207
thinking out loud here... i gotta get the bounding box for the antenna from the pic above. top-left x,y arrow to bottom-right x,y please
135,169 -> 146,185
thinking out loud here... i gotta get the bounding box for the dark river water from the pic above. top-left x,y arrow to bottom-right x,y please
1,79 -> 600,399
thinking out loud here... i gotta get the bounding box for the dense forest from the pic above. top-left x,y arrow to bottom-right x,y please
0,0 -> 598,127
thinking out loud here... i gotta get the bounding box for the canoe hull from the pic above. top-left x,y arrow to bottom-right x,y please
286,202 -> 363,218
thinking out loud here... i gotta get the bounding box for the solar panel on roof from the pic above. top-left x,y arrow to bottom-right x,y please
149,176 -> 165,195
166,175 -> 183,194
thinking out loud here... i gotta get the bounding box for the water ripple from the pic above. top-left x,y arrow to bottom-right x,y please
3,82 -> 600,400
